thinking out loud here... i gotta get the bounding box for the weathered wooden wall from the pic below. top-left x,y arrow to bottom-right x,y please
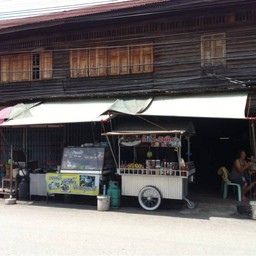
0,4 -> 256,104
52,51 -> 70,79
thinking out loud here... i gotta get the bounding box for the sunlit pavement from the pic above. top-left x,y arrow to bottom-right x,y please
0,193 -> 255,256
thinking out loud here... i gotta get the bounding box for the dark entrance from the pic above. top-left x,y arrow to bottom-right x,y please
113,115 -> 251,193
190,118 -> 251,193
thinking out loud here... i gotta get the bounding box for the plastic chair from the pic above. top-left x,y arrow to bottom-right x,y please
217,166 -> 242,202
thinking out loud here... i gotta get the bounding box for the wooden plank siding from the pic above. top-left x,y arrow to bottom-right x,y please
0,6 -> 256,104
153,32 -> 201,89
226,27 -> 256,82
53,51 -> 70,79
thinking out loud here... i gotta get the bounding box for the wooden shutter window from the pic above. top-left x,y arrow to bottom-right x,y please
22,54 -> 31,81
89,49 -> 97,77
201,34 -> 225,67
0,52 -> 51,82
69,43 -> 153,78
119,47 -> 129,74
12,55 -> 20,82
79,50 -> 89,77
1,56 -> 10,82
97,48 -> 107,76
14,54 -> 29,82
1,53 -> 33,82
108,48 -> 119,75
70,50 -> 79,77
40,52 -> 52,79
141,45 -> 153,73
213,34 -> 226,66
201,36 -> 212,66
130,46 -> 141,74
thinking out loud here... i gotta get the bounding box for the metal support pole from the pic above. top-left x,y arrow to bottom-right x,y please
187,136 -> 190,162
101,122 -> 118,168
10,145 -> 13,199
118,136 -> 120,168
178,134 -> 182,170
251,120 -> 256,156
106,135 -> 118,168
4,144 -> 16,204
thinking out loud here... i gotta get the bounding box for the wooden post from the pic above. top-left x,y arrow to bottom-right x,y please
10,145 -> 13,199
5,145 -> 16,204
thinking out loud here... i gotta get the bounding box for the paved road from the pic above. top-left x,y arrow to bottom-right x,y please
0,199 -> 255,256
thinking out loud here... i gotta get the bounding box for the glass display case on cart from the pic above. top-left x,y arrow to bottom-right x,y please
46,146 -> 114,199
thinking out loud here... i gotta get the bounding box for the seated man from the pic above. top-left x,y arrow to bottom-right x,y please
229,150 -> 256,201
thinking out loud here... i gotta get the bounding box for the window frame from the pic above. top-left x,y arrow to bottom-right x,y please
70,43 -> 153,78
201,33 -> 226,67
0,51 -> 52,83
32,53 -> 40,80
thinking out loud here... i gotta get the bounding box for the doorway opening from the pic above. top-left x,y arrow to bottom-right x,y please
190,118 -> 251,193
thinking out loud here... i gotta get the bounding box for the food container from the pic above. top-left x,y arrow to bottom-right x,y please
146,160 -> 156,169
155,160 -> 161,168
146,160 -> 151,169
12,168 -> 19,178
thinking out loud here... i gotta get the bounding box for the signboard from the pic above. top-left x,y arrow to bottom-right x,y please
119,135 -> 181,148
46,173 -> 100,196
61,147 -> 105,171
141,135 -> 181,147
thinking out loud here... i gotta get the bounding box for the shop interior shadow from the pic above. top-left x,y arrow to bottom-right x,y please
190,118 -> 251,195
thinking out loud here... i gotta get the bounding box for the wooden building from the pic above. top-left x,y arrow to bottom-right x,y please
0,0 -> 255,111
0,0 -> 255,191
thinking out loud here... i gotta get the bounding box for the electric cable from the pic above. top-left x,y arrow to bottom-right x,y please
0,0 -> 136,20
0,2 -> 255,88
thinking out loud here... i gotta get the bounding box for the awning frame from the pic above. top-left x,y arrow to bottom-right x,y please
102,130 -> 187,136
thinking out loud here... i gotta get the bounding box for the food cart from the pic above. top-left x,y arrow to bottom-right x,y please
103,120 -> 196,211
46,146 -> 113,200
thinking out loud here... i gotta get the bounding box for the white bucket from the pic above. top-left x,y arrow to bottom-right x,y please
97,195 -> 110,211
250,201 -> 256,220
12,168 -> 19,178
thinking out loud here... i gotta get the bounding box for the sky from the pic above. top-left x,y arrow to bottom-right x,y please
0,0 -> 128,20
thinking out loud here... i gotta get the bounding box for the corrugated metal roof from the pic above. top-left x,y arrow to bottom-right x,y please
0,0 -> 168,30
0,0 -> 253,32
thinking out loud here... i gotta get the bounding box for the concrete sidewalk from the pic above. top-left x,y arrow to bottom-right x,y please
1,197 -> 256,256
3,191 -> 253,220
186,192 -> 252,219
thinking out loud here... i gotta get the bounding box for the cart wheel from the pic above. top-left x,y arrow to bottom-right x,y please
186,201 -> 195,209
138,186 -> 161,211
